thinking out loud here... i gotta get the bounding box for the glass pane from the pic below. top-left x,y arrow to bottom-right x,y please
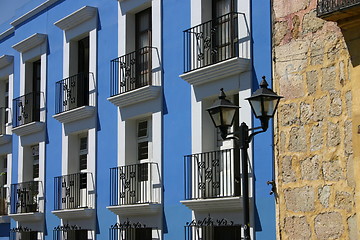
248,97 -> 262,118
138,121 -> 148,138
221,107 -> 236,126
208,108 -> 222,127
138,141 -> 148,160
80,154 -> 87,170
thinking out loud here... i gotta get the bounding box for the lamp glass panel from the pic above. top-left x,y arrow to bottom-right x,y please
221,107 -> 236,126
263,97 -> 276,116
248,97 -> 262,118
208,108 -> 222,127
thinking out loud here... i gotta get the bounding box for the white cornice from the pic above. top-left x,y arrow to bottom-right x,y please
54,6 -> 98,31
12,121 -> 45,136
107,85 -> 161,108
0,55 -> 14,69
53,106 -> 95,124
10,0 -> 62,27
107,203 -> 162,216
180,57 -> 251,86
181,197 -> 243,212
12,33 -> 47,53
0,27 -> 14,41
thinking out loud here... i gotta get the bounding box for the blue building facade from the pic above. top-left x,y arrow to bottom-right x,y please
0,0 -> 275,239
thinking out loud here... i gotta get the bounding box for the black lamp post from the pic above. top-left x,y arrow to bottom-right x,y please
207,76 -> 282,240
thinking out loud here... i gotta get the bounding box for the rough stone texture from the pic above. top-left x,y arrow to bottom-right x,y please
284,186 -> 314,212
306,70 -> 318,95
344,120 -> 353,155
280,103 -> 298,126
347,154 -> 356,188
284,216 -> 311,240
274,21 -> 288,46
279,131 -> 286,152
321,65 -> 336,91
292,15 -> 300,39
315,212 -> 344,239
327,122 -> 340,147
282,156 -> 297,183
345,90 -> 352,117
329,90 -> 342,116
340,60 -> 346,86
348,214 -> 358,240
273,0 -> 311,18
300,102 -> 312,125
301,155 -> 320,180
310,122 -> 323,151
318,185 -> 331,208
288,126 -> 307,152
335,191 -> 354,211
302,10 -> 325,34
310,35 -> 325,65
313,96 -> 328,121
323,160 -> 343,181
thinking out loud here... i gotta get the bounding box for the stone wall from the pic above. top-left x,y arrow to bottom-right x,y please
272,0 -> 358,239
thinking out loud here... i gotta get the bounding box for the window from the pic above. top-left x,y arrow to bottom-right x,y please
137,120 -> 149,160
19,231 -> 38,240
79,136 -> 88,171
1,156 -> 7,186
31,145 -> 39,179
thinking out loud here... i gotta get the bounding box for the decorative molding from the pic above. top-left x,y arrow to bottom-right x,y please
12,33 -> 47,53
180,196 -> 243,212
54,6 -> 98,31
12,122 -> 45,136
107,203 -> 162,216
53,106 -> 95,124
180,57 -> 251,86
10,0 -> 62,27
107,85 -> 161,108
0,28 -> 14,42
0,55 -> 14,69
0,135 -> 11,145
9,212 -> 43,222
52,208 -> 95,220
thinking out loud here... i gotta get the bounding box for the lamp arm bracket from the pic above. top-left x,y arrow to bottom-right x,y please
248,129 -> 266,142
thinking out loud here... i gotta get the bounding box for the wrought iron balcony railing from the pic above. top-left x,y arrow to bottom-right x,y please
13,92 -> 42,128
185,217 -> 242,240
53,225 -> 89,240
10,181 -> 40,214
0,186 -> 8,216
184,148 -> 241,200
110,46 -> 153,96
183,12 -> 240,73
55,72 -> 92,114
10,227 -> 38,240
0,107 -> 8,135
317,0 -> 360,17
54,172 -> 94,211
110,162 -> 160,206
109,221 -> 153,240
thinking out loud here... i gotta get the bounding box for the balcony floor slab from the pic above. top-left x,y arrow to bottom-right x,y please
181,197 -> 243,212
12,122 -> 45,136
9,212 -> 43,222
53,106 -> 95,124
107,203 -> 161,216
52,208 -> 95,220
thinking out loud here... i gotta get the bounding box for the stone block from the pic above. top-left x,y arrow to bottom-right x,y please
335,191 -> 354,211
348,214 -> 358,240
301,155 -> 320,180
282,155 -> 297,183
315,212 -> 343,239
274,21 -> 288,46
306,70 -> 318,95
302,10 -> 325,34
273,0 -> 310,18
327,122 -> 340,147
300,102 -> 312,125
280,103 -> 298,126
284,216 -> 311,240
318,185 -> 331,208
321,65 -> 336,91
323,160 -> 343,181
329,90 -> 342,116
284,186 -> 314,212
310,122 -> 323,151
313,96 -> 328,121
345,91 -> 352,117
344,120 -> 353,155
288,126 -> 307,152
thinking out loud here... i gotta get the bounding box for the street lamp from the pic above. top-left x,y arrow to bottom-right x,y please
206,76 -> 282,240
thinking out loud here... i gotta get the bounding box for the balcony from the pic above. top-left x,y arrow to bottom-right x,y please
53,72 -> 95,124
52,172 -> 95,220
181,12 -> 250,85
109,221 -> 154,240
10,227 -> 39,240
317,0 -> 360,25
9,181 -> 43,221
108,47 -> 161,108
12,92 -> 45,136
184,217 -> 242,240
107,163 -> 161,216
53,225 -> 90,240
0,107 -> 11,145
181,149 -> 243,212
